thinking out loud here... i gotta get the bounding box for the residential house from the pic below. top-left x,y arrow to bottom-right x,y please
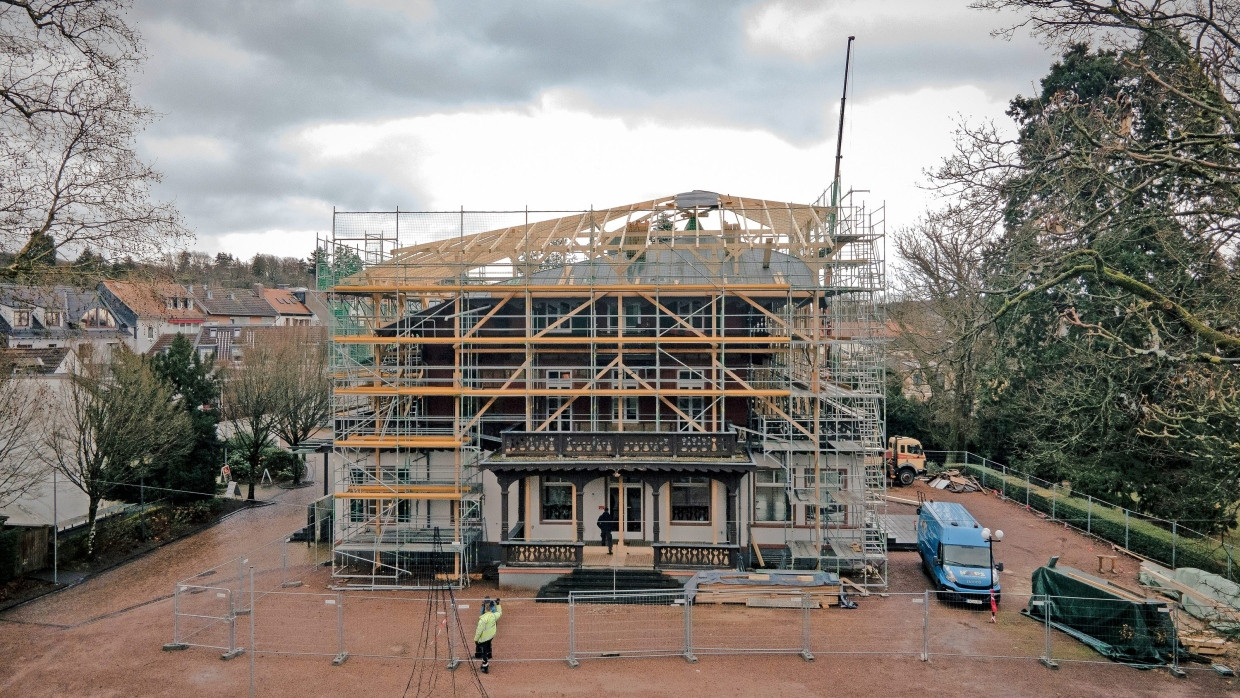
0,285 -> 127,357
98,280 -> 205,355
261,287 -> 315,326
324,192 -> 887,590
189,284 -> 278,328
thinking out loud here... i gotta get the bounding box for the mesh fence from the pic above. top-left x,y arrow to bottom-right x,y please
169,531 -> 1213,677
169,584 -> 234,652
569,590 -> 687,660
812,593 -> 927,657
690,589 -> 808,656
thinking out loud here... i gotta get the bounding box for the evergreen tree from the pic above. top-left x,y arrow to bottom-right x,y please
149,334 -> 223,501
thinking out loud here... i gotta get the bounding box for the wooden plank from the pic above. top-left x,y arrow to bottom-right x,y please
747,597 -> 822,609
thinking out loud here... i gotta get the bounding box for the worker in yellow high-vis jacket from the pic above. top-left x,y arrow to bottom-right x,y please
474,598 -> 502,673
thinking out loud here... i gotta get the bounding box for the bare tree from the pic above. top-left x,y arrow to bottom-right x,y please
1,0 -> 188,276
271,328 -> 331,487
890,201 -> 1002,450
223,342 -> 281,501
0,356 -> 51,507
44,347 -> 192,555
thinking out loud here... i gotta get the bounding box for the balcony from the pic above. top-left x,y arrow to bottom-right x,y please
500,430 -> 739,459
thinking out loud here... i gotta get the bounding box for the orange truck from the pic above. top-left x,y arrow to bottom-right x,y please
886,435 -> 926,486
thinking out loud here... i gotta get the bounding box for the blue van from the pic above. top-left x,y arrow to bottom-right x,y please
917,501 -> 1001,604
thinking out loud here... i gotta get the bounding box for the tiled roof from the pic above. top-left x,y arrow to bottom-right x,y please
261,288 -> 312,316
191,287 -> 277,318
147,331 -> 200,356
0,346 -> 71,375
101,280 -> 205,321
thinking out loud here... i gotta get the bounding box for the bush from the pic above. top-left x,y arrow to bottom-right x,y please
958,462 -> 1239,581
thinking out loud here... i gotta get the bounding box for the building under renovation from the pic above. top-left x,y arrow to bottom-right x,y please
318,189 -> 886,589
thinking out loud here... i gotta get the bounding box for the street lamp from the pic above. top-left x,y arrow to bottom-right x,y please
982,527 -> 1005,573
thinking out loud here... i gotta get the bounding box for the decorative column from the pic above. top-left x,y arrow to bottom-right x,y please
498,476 -> 512,542
725,475 -> 740,545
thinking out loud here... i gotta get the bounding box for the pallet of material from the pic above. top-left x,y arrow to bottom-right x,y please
1180,634 -> 1227,656
747,597 -> 823,609
694,589 -> 840,606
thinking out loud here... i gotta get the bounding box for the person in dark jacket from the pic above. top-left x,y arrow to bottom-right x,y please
597,506 -> 618,554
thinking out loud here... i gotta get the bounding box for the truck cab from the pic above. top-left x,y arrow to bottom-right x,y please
886,436 -> 926,486
916,501 -> 1001,604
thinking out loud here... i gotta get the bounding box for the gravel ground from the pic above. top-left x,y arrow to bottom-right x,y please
1,480 -> 1238,697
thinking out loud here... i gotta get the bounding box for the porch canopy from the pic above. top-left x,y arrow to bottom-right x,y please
480,454 -> 756,545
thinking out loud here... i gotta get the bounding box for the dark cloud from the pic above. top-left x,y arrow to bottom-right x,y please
128,0 -> 1055,253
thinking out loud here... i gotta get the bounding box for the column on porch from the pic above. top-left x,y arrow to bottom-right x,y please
646,475 -> 670,544
497,475 -> 515,542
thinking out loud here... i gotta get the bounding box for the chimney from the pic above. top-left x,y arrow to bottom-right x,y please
252,283 -> 265,295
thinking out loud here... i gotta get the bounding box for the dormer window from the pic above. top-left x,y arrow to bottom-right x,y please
13,310 -> 30,327
44,311 -> 62,327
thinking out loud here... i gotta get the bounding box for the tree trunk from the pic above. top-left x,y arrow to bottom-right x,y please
247,477 -> 256,500
85,496 -> 100,558
293,452 -> 303,486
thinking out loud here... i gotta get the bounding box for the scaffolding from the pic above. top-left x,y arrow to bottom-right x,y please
320,190 -> 887,589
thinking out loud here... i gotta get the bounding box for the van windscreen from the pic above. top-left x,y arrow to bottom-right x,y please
941,544 -> 990,568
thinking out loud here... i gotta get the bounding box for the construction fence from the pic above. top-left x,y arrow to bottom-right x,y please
930,451 -> 1240,582
163,536 -> 1205,680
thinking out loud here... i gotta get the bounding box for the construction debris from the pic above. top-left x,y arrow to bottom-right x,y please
1139,562 -> 1240,636
926,469 -> 984,493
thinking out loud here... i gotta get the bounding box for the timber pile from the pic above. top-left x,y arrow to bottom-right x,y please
926,469 -> 983,493
1140,561 -> 1240,633
1179,634 -> 1227,657
692,572 -> 841,607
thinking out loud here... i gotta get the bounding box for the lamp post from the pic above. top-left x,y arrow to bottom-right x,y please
982,527 -> 1005,580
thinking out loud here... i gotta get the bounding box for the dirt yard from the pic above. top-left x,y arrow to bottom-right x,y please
1,480 -> 1238,697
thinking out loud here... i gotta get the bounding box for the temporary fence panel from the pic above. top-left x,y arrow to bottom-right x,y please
568,590 -> 688,662
689,589 -> 810,657
454,598 -> 569,662
926,592 -> 1045,660
1039,595 -> 1179,668
169,584 -> 236,653
811,592 -> 926,657
251,590 -> 342,658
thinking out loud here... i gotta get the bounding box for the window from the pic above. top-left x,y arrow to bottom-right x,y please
395,499 -> 413,523
533,300 -> 585,333
623,397 -> 639,422
754,469 -> 790,522
13,310 -> 29,327
677,396 -> 704,431
671,477 -> 710,522
146,326 -> 155,339
541,477 -> 573,521
624,300 -> 644,330
44,311 -> 62,326
349,499 -> 368,523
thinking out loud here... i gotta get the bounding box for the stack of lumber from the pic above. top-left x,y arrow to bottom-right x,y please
692,572 -> 841,607
926,469 -> 983,493
1140,561 -> 1240,632
1179,634 -> 1227,657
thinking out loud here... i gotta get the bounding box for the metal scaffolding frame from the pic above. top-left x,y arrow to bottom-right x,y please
319,190 -> 887,588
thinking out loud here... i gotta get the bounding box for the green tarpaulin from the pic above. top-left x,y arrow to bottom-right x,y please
1024,564 -> 1176,666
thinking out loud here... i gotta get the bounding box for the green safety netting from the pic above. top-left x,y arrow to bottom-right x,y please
1024,564 -> 1177,666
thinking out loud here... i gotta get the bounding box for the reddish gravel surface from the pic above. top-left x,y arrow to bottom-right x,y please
2,481 -> 1239,697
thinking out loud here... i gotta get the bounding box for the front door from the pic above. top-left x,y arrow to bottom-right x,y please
608,483 -> 643,538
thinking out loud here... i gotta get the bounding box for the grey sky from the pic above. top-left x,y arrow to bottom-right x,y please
129,0 -> 1056,260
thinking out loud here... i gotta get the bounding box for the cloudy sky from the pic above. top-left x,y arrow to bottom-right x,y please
129,0 -> 1056,262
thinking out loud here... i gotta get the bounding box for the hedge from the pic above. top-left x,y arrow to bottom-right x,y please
951,462 -> 1240,582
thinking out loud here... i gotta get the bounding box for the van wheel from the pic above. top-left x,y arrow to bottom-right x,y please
898,467 -> 916,486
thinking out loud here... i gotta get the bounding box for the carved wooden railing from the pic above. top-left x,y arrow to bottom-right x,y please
501,431 -> 738,459
652,543 -> 741,570
500,541 -> 584,567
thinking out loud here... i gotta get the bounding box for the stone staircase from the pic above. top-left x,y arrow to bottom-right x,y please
535,568 -> 684,602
